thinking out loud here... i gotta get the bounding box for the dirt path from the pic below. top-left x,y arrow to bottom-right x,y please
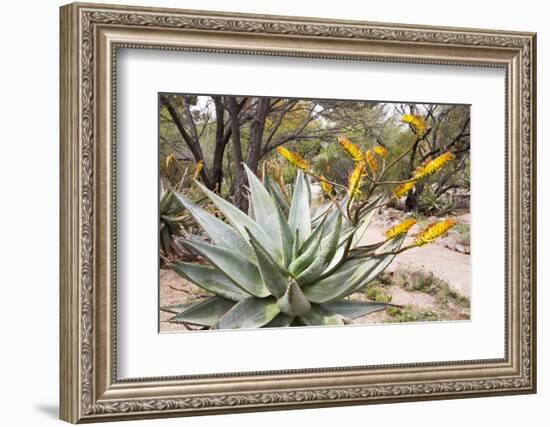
360,222 -> 471,298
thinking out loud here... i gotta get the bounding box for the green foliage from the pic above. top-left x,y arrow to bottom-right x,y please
159,158 -> 203,261
417,185 -> 456,216
396,270 -> 470,309
453,223 -> 470,247
385,305 -> 441,323
165,167 -> 405,329
365,287 -> 392,303
159,185 -> 194,260
312,142 -> 355,185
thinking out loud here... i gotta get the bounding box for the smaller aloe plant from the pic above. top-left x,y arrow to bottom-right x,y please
162,114 -> 457,329
159,157 -> 203,260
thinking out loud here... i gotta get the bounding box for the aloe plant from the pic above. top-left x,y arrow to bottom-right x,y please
163,165 -> 406,329
159,157 -> 203,260
159,183 -> 193,259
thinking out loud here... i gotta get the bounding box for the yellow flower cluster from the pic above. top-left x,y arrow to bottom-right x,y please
414,219 -> 456,246
401,114 -> 427,135
319,174 -> 333,195
347,161 -> 366,198
337,136 -> 387,177
393,181 -> 415,198
192,160 -> 203,180
373,145 -> 388,157
338,136 -> 364,162
384,218 -> 417,239
165,154 -> 175,169
412,152 -> 454,179
276,147 -> 310,171
365,149 -> 377,174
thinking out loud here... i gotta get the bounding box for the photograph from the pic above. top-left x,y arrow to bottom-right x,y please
158,94 -> 471,332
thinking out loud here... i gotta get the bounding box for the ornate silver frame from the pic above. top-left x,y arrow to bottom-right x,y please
60,2 -> 537,423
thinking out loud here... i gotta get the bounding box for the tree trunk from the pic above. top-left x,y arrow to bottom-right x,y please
405,183 -> 424,212
160,95 -> 213,189
226,97 -> 247,211
211,97 -> 229,192
246,98 -> 271,173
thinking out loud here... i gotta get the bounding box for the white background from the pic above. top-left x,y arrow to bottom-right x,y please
0,0 -> 546,426
118,49 -> 504,377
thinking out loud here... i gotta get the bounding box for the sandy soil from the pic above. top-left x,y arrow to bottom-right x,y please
159,269 -> 210,332
360,220 -> 471,298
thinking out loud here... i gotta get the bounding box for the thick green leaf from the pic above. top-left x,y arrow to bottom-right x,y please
289,225 -> 324,276
299,304 -> 345,326
323,210 -> 377,272
181,239 -> 270,298
297,212 -> 342,285
275,200 -> 294,267
171,297 -> 235,327
321,300 -> 389,319
264,313 -> 294,328
266,176 -> 290,215
161,299 -> 207,314
351,201 -> 378,249
277,280 -> 311,316
214,297 -> 280,329
340,239 -> 405,298
304,172 -> 313,204
324,212 -> 343,262
303,258 -> 364,301
244,164 -> 283,253
361,193 -> 385,213
348,243 -> 385,258
288,172 -> 311,247
195,181 -> 281,259
299,210 -> 328,255
323,227 -> 357,272
171,191 -> 253,259
292,229 -> 300,261
171,261 -> 251,301
246,229 -> 289,298
159,189 -> 173,212
311,200 -> 333,226
302,235 -> 406,303
160,227 -> 172,254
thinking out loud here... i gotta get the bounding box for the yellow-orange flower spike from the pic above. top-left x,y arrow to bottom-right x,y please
412,151 -> 454,180
373,145 -> 388,157
393,180 -> 416,198
276,147 -> 310,171
366,149 -> 378,174
347,161 -> 366,198
165,154 -> 175,169
338,136 -> 364,162
319,175 -> 333,195
401,114 -> 427,135
384,218 -> 417,240
192,160 -> 203,180
414,219 -> 456,247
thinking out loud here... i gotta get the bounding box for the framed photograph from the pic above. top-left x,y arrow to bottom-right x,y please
60,2 -> 537,423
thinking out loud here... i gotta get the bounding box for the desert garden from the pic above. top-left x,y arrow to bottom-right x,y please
158,95 -> 471,331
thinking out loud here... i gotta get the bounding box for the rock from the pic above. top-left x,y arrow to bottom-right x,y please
455,244 -> 470,254
456,213 -> 471,224
410,224 -> 421,234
